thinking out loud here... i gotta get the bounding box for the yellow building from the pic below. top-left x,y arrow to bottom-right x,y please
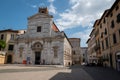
0,29 -> 25,64
0,51 -> 5,64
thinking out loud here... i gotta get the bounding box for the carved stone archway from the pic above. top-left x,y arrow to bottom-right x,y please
31,42 -> 43,64
31,42 -> 43,51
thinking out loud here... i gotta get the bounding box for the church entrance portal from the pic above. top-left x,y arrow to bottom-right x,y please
35,52 -> 41,64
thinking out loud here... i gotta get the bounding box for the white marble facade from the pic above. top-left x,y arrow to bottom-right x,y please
14,8 -> 72,66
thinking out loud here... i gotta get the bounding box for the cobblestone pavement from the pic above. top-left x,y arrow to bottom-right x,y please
0,64 -> 120,80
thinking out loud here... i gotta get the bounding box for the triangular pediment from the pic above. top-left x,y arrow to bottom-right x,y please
28,13 -> 53,20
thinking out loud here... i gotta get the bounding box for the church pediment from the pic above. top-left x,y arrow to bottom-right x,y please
28,13 -> 53,20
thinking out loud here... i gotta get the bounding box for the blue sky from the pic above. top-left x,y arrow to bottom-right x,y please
0,0 -> 115,47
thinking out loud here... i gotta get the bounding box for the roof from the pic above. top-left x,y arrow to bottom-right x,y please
52,22 -> 60,32
93,19 -> 100,28
106,0 -> 120,17
28,7 -> 53,20
97,9 -> 109,25
0,29 -> 18,33
62,31 -> 73,48
89,29 -> 95,37
69,38 -> 81,41
86,38 -> 90,43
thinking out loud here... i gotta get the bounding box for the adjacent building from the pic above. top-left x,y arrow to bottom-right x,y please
87,28 -> 97,64
0,51 -> 5,64
0,29 -> 25,64
87,0 -> 120,71
81,47 -> 88,64
69,38 -> 81,64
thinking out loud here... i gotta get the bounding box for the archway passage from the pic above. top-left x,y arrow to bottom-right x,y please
7,55 -> 12,63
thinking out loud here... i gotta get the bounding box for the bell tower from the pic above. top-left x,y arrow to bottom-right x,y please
39,7 -> 48,14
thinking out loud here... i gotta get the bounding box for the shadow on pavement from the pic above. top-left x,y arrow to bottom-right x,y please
49,65 -> 94,80
82,66 -> 120,80
49,65 -> 120,80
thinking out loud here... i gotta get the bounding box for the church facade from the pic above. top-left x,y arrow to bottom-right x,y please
14,8 -> 72,66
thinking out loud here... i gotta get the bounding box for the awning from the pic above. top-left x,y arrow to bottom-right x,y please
116,52 -> 120,55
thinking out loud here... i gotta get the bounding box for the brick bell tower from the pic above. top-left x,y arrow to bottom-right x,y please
39,7 -> 48,14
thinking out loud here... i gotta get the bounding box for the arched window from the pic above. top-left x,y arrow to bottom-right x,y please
101,33 -> 103,38
1,34 -> 4,40
111,20 -> 114,28
105,28 -> 107,35
117,13 -> 120,23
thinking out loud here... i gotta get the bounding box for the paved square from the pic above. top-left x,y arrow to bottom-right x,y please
0,64 -> 120,80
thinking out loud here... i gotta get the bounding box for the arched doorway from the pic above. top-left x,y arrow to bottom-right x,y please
7,55 -> 12,63
116,52 -> 120,71
35,51 -> 41,64
31,42 -> 43,65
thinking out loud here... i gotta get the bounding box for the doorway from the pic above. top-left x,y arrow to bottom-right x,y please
116,53 -> 120,71
7,55 -> 12,63
35,52 -> 41,64
117,61 -> 120,71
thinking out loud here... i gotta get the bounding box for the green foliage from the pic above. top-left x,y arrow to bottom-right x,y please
0,40 -> 6,49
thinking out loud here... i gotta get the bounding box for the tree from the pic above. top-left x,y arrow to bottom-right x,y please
0,40 -> 6,50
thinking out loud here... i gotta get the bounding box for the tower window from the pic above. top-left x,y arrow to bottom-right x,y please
41,11 -> 45,13
37,26 -> 41,32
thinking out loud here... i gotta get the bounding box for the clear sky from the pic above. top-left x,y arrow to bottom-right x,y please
0,0 -> 115,47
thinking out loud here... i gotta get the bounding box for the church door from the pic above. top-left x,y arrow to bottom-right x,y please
35,52 -> 41,64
